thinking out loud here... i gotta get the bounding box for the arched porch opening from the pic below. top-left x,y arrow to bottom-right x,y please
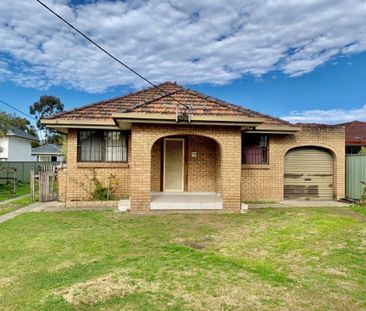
150,134 -> 223,209
151,134 -> 222,193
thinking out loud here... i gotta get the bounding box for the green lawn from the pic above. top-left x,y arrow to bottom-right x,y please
0,207 -> 365,311
0,196 -> 34,216
0,182 -> 30,201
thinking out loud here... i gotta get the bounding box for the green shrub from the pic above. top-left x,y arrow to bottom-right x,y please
90,170 -> 118,200
73,169 -> 118,201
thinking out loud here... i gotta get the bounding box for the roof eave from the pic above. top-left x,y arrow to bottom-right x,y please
31,152 -> 61,155
6,133 -> 39,142
112,112 -> 265,128
244,123 -> 300,134
41,118 -> 119,132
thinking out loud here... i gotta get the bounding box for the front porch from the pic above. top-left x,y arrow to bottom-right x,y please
150,192 -> 223,210
130,126 -> 243,211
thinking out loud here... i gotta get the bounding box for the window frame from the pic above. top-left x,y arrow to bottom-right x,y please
77,129 -> 129,163
241,133 -> 270,165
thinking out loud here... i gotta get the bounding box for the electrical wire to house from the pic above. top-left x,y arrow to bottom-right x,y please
35,0 -> 191,112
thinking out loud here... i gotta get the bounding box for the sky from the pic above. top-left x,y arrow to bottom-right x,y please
1,0 -> 366,124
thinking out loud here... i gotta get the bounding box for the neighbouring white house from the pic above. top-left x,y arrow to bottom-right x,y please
31,144 -> 64,162
0,127 -> 39,161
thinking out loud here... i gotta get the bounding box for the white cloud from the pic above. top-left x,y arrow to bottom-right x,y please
0,0 -> 366,92
282,105 -> 366,124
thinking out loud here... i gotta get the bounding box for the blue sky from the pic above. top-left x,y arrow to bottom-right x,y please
1,0 -> 366,124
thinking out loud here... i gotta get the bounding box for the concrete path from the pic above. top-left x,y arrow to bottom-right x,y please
30,202 -> 118,212
31,201 -> 65,212
249,200 -> 351,209
0,194 -> 30,206
0,201 -> 44,224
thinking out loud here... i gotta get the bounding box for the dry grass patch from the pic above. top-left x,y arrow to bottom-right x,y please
54,270 -> 138,306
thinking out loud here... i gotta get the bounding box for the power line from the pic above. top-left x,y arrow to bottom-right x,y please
35,0 -> 190,110
0,99 -> 45,142
0,99 -> 35,120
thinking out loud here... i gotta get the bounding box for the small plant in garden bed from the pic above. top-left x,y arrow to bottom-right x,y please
73,169 -> 119,201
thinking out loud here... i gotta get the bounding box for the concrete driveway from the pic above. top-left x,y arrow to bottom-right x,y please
249,200 -> 351,209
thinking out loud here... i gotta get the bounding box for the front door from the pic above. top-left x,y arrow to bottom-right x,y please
163,138 -> 184,192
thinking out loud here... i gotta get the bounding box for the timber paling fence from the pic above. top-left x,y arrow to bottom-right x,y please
0,161 -> 60,183
31,165 -> 58,202
346,154 -> 366,200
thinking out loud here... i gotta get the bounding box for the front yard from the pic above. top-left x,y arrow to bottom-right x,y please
0,182 -> 30,201
0,206 -> 365,310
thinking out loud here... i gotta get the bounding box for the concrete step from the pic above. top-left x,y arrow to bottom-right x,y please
150,192 -> 223,210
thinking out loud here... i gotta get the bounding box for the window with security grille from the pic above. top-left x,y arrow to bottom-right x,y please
77,130 -> 128,162
242,133 -> 269,164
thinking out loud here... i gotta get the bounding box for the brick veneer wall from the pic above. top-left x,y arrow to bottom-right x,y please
59,129 -> 131,205
151,138 -> 162,192
150,136 -> 220,193
241,125 -> 345,201
58,124 -> 345,210
58,168 -> 66,202
130,124 -> 241,211
187,136 -> 218,192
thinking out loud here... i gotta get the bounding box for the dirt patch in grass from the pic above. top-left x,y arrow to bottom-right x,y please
55,270 -> 137,305
0,276 -> 16,289
173,236 -> 214,250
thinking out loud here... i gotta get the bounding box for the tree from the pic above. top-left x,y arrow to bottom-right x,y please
29,95 -> 64,144
0,111 -> 38,140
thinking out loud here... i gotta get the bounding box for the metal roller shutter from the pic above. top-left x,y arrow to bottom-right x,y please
284,148 -> 334,200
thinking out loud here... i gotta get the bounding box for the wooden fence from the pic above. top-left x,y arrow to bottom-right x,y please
346,154 -> 366,200
31,165 -> 58,202
0,161 -> 60,183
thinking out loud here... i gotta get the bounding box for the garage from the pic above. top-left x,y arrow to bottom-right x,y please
284,147 -> 334,200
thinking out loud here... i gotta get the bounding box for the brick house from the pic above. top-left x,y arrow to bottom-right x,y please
42,82 -> 345,211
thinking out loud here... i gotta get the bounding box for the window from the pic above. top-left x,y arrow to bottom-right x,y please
38,155 -> 51,162
77,130 -> 128,162
242,133 -> 269,164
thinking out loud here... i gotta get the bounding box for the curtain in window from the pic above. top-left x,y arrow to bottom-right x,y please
78,130 -> 127,162
105,132 -> 127,162
242,134 -> 269,164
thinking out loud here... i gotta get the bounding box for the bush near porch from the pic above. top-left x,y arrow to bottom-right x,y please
0,207 -> 365,310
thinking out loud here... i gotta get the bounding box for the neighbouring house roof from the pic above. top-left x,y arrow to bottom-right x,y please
42,82 -> 294,130
32,144 -> 62,155
338,120 -> 366,145
6,126 -> 39,142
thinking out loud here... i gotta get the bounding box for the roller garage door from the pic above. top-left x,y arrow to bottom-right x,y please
284,147 -> 334,200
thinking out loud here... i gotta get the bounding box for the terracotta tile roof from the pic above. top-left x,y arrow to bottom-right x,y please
45,82 -> 290,125
295,123 -> 344,128
338,120 -> 366,145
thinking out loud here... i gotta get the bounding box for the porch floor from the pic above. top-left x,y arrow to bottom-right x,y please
150,192 -> 223,210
